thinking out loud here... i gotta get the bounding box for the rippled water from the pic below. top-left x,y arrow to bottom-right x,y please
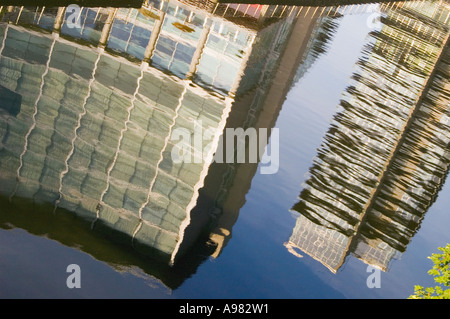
0,0 -> 449,299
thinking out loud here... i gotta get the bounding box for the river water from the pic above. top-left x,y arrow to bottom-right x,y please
0,0 -> 449,299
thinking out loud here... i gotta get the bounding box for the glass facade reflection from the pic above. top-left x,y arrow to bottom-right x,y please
0,1 -> 303,268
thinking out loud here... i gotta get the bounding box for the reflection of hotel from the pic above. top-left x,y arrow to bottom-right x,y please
0,1 -> 295,267
286,0 -> 450,273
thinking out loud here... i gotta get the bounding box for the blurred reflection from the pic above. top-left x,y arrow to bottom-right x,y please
286,0 -> 450,273
0,1 -> 294,266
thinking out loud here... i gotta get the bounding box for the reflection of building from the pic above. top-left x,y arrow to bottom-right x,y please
352,42 -> 450,271
0,21 -> 232,266
286,1 -> 450,273
0,0 -> 310,271
199,11 -> 342,258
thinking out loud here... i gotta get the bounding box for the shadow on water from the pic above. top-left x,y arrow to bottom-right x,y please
0,196 -> 216,290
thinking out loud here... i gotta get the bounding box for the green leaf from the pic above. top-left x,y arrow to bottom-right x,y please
410,244 -> 450,299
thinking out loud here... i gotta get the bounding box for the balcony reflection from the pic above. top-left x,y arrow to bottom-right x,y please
286,0 -> 450,273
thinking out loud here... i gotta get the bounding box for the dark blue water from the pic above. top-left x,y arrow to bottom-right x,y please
0,1 -> 449,299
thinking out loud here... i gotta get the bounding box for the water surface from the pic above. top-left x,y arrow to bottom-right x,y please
0,0 -> 449,299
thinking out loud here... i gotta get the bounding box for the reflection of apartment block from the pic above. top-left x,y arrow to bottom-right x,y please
0,22 -> 233,264
287,2 -> 450,272
0,1 -> 300,265
352,41 -> 450,270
